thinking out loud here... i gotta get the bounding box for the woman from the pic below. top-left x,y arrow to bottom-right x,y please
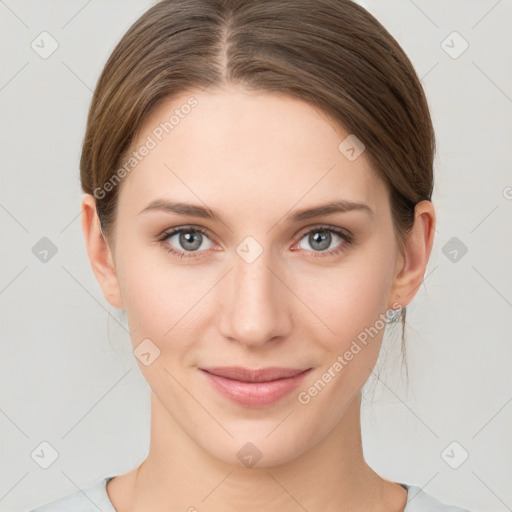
30,0 -> 471,510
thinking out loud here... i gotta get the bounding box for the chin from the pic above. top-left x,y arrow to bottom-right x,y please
193,424 -> 312,469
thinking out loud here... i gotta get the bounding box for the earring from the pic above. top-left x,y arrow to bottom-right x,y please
385,307 -> 403,323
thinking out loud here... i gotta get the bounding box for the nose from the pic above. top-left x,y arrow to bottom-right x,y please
219,245 -> 293,349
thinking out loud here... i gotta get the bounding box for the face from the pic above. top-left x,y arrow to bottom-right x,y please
94,84 -> 407,467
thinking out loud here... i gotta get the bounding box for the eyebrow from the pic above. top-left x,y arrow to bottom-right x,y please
138,198 -> 374,222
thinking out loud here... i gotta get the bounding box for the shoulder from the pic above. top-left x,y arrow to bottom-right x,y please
402,483 -> 472,512
28,477 -> 116,512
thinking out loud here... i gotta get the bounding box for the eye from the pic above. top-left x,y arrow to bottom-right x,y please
158,224 -> 354,259
158,226 -> 213,258
294,226 -> 354,257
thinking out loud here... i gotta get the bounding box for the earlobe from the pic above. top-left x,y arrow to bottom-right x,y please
388,200 -> 436,309
81,194 -> 125,310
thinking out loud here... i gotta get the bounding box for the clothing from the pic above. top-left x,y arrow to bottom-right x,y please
29,476 -> 472,511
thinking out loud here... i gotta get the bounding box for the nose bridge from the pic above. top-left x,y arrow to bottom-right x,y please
220,239 -> 290,345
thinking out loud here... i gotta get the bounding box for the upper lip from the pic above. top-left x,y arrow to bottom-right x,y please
200,366 -> 312,383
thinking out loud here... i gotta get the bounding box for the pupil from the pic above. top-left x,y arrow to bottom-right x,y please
311,231 -> 330,250
180,231 -> 201,251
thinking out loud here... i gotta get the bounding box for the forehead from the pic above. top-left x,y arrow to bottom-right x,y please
117,84 -> 388,219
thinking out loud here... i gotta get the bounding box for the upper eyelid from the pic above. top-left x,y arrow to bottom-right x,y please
160,224 -> 350,248
161,223 -> 349,237
297,224 -> 349,236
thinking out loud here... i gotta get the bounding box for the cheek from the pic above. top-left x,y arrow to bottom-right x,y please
295,247 -> 394,343
293,260 -> 393,413
115,246 -> 210,350
114,244 -> 172,335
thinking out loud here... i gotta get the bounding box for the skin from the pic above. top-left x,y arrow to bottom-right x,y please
82,83 -> 435,512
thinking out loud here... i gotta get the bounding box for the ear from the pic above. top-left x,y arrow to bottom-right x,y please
388,200 -> 436,309
81,194 -> 124,310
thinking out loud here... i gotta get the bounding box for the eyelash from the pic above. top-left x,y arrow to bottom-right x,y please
157,225 -> 354,259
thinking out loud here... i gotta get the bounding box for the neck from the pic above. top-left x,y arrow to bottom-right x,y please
113,391 -> 401,512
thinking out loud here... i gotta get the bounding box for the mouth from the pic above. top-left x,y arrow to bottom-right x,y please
200,366 -> 312,382
199,366 -> 313,407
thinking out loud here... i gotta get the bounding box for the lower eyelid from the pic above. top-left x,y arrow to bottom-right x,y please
160,226 -> 352,256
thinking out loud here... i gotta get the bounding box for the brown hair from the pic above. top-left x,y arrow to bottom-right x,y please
80,0 -> 435,372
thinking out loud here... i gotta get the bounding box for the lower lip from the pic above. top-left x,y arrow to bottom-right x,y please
201,369 -> 312,408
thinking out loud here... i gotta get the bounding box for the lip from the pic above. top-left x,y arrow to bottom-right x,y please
200,366 -> 313,407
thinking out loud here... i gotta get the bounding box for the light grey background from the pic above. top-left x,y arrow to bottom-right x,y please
1,1 -> 511,511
